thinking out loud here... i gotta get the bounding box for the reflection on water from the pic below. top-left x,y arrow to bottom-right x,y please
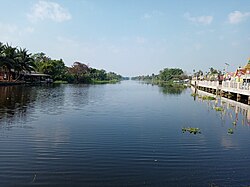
0,86 -> 37,125
0,84 -> 91,125
1,82 -> 250,187
140,81 -> 187,95
191,87 -> 250,126
159,84 -> 187,95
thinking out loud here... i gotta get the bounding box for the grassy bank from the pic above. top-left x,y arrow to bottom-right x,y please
90,79 -> 120,84
53,79 -> 120,84
53,80 -> 68,84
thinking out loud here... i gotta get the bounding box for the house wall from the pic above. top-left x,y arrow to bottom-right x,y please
0,71 -> 5,80
0,70 -> 13,81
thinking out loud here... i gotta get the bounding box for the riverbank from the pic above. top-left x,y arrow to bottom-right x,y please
91,79 -> 120,84
0,81 -> 25,86
53,79 -> 120,84
142,79 -> 188,89
0,79 -> 121,86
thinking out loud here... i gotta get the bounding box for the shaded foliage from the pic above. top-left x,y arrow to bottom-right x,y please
132,68 -> 189,82
160,82 -> 187,95
159,68 -> 184,81
1,42 -> 124,84
0,43 -> 35,81
66,62 -> 123,83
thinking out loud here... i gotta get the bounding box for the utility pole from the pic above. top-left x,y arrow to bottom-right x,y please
225,62 -> 229,73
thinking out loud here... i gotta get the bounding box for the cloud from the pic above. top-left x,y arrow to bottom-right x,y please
228,11 -> 250,24
184,13 -> 213,25
0,22 -> 18,42
28,0 -> 71,22
0,22 -> 35,44
0,22 -> 18,34
24,27 -> 35,33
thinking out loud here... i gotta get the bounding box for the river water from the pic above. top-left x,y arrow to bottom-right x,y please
0,81 -> 250,187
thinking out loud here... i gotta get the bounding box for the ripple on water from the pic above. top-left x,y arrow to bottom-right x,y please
0,83 -> 250,186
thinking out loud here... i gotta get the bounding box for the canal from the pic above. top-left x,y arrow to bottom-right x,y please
0,81 -> 250,186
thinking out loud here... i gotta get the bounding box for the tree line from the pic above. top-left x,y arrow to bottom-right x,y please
0,42 -> 124,83
131,68 -> 190,83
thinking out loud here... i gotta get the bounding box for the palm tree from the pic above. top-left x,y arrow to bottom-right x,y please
1,44 -> 18,81
0,42 -> 5,67
32,52 -> 51,73
14,48 -> 36,81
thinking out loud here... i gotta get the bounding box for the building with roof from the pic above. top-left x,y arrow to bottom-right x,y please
234,58 -> 250,83
0,69 -> 52,84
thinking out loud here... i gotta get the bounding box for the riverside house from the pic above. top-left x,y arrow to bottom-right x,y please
0,68 -> 52,84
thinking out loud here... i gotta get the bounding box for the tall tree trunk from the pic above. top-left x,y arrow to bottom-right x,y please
13,71 -> 20,82
8,68 -> 11,82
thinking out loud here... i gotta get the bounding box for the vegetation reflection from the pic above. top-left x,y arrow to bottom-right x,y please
0,86 -> 37,122
160,83 -> 187,95
191,88 -> 250,135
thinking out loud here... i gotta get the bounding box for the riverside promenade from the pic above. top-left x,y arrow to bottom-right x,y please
191,80 -> 250,104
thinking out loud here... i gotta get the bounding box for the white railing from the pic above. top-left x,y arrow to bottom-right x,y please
192,80 -> 250,95
222,81 -> 250,91
195,80 -> 219,88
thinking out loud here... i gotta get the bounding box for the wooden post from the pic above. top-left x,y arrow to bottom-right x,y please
248,96 -> 250,105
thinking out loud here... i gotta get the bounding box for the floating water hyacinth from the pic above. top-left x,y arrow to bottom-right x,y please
191,93 -> 199,97
202,96 -> 216,100
228,128 -> 234,134
214,107 -> 223,112
182,127 -> 201,134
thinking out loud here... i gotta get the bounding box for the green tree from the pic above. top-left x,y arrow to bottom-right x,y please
159,68 -> 184,81
0,42 -> 4,67
49,59 -> 66,80
209,67 -> 218,74
1,44 -> 18,81
106,72 -> 122,81
95,69 -> 107,81
32,52 -> 66,80
15,48 -> 36,80
32,52 -> 51,73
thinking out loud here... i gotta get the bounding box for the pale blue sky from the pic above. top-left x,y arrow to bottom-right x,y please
0,0 -> 250,76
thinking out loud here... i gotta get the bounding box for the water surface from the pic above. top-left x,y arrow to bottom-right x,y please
0,81 -> 250,187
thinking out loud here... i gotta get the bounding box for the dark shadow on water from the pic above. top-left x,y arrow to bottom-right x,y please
159,83 -> 187,95
0,86 -> 37,122
191,87 -> 250,126
0,84 -> 91,125
137,81 -> 188,95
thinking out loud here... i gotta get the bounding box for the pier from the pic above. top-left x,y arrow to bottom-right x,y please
191,80 -> 250,104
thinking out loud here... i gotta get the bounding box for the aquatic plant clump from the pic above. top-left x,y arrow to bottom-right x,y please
191,93 -> 199,97
182,127 -> 201,134
228,128 -> 234,134
214,107 -> 223,112
202,95 -> 216,100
